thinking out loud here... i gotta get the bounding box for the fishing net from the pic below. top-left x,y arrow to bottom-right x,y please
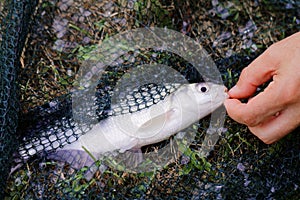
1,0 -> 299,199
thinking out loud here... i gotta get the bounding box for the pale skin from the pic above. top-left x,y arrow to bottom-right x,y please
224,32 -> 300,144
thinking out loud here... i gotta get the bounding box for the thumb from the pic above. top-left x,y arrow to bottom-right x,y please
224,80 -> 284,127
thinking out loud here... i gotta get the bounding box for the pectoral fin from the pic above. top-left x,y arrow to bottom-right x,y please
137,108 -> 176,134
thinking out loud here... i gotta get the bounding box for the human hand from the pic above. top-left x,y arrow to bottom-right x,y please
224,32 -> 300,144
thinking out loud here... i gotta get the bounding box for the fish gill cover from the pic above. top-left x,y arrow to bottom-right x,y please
0,0 -> 299,199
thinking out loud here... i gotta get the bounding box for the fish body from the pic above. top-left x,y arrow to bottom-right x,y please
54,83 -> 227,163
19,82 -> 227,172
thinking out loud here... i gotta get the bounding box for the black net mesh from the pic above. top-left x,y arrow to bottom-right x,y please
1,0 -> 299,199
0,0 -> 38,198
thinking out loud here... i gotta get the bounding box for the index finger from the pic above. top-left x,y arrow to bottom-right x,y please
229,46 -> 280,99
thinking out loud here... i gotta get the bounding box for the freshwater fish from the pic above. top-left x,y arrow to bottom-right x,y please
18,82 -> 227,175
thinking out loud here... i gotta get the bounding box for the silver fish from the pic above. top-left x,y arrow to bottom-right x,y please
18,82 -> 227,174
48,83 -> 226,167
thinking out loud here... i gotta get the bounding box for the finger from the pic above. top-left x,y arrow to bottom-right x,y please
224,81 -> 284,126
249,107 -> 300,144
229,47 -> 280,99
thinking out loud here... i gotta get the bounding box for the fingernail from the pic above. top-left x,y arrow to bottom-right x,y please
229,85 -> 237,92
228,85 -> 238,96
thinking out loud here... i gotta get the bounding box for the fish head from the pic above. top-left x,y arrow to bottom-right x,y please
193,82 -> 228,105
171,82 -> 228,121
131,82 -> 228,144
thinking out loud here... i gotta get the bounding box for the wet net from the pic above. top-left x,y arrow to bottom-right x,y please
1,0 -> 300,199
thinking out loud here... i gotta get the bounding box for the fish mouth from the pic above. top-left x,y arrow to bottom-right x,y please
212,85 -> 228,104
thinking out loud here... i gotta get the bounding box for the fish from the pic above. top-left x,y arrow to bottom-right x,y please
18,82 -> 227,177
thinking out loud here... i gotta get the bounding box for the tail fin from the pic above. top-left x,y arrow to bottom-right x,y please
47,149 -> 95,170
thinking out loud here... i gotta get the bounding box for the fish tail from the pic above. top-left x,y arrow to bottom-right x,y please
47,149 -> 95,169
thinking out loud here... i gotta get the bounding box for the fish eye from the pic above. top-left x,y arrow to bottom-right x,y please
197,83 -> 209,93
